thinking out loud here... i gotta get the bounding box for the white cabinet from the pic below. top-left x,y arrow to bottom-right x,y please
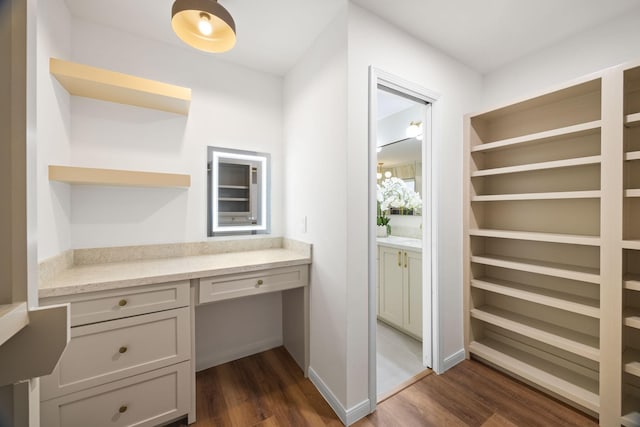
378,245 -> 422,340
40,281 -> 191,427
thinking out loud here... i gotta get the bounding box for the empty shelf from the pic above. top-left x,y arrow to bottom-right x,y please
219,185 -> 249,189
219,198 -> 249,202
622,393 -> 640,427
626,189 -> 640,198
50,58 -> 191,115
471,121 -> 601,153
469,338 -> 599,412
471,254 -> 600,284
626,151 -> 640,162
471,305 -> 599,361
624,348 -> 640,378
0,302 -> 28,347
626,112 -> 640,127
623,241 -> 640,250
49,165 -> 191,188
625,309 -> 640,330
472,190 -> 601,202
471,155 -> 601,177
471,278 -> 599,318
469,229 -> 600,246
625,274 -> 640,292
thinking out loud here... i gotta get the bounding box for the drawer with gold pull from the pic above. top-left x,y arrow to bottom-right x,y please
198,265 -> 308,304
40,361 -> 190,427
41,280 -> 190,326
40,307 -> 190,400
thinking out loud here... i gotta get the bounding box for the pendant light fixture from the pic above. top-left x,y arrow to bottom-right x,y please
171,0 -> 236,53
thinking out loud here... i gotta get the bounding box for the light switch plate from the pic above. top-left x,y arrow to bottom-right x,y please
300,216 -> 307,234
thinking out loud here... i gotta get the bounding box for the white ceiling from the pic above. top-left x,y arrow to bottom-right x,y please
64,0 -> 640,75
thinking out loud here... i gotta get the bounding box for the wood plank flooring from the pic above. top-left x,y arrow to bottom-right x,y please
188,347 -> 598,427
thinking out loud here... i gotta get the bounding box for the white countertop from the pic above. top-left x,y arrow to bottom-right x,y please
39,248 -> 311,298
376,236 -> 422,251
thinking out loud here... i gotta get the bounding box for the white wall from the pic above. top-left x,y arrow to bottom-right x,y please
482,6 -> 640,108
53,19 -> 284,250
346,3 -> 483,408
37,0 -> 71,261
283,6 -> 349,411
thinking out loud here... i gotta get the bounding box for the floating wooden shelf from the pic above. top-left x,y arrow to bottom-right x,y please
471,306 -> 599,361
624,349 -> 640,378
469,338 -> 599,412
471,254 -> 600,284
50,58 -> 191,115
622,394 -> 640,427
472,190 -> 601,202
625,275 -> 640,292
626,113 -> 640,128
219,198 -> 249,202
470,121 -> 601,153
471,155 -> 601,177
625,309 -> 640,330
625,151 -> 640,162
471,278 -> 600,318
0,302 -> 28,347
469,229 -> 601,246
623,241 -> 640,250
49,165 -> 191,188
626,189 -> 640,198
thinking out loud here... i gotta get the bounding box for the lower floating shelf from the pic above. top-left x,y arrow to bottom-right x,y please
469,337 -> 599,413
49,165 -> 191,188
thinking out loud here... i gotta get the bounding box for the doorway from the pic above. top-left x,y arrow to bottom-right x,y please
368,68 -> 441,409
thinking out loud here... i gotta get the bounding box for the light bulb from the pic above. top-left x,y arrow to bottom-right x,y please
384,171 -> 392,178
406,121 -> 422,139
198,13 -> 213,36
376,146 -> 382,153
376,172 -> 382,180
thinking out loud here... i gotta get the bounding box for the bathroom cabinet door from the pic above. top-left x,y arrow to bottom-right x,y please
403,249 -> 422,339
378,246 -> 404,328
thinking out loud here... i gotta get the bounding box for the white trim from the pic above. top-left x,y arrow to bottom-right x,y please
194,336 -> 282,372
346,399 -> 371,425
442,348 -> 466,372
308,367 -> 347,425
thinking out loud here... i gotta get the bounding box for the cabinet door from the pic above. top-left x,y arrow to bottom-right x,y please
403,249 -> 422,339
378,246 -> 404,328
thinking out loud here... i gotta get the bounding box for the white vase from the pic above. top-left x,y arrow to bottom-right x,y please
376,225 -> 388,237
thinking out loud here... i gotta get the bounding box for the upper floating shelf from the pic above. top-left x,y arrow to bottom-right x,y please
49,165 -> 191,188
50,58 -> 191,115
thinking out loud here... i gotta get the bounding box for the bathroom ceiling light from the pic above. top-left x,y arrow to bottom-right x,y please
406,121 -> 423,140
171,0 -> 236,53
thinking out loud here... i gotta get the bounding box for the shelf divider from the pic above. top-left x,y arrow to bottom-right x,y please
472,156 -> 601,177
50,58 -> 191,115
49,165 -> 191,188
472,190 -> 601,202
469,229 -> 600,246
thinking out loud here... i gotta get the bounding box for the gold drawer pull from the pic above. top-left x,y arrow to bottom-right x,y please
119,346 -> 128,354
404,252 -> 408,268
118,299 -> 127,307
256,279 -> 264,287
397,251 -> 401,267
119,405 -> 128,413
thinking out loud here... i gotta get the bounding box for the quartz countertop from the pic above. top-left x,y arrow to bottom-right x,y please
376,236 -> 422,251
39,248 -> 311,298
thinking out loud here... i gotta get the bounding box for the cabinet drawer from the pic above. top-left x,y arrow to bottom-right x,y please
199,265 -> 308,304
41,361 -> 190,427
41,281 -> 189,326
41,308 -> 190,400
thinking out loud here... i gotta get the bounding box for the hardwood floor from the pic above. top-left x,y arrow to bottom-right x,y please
189,347 -> 598,427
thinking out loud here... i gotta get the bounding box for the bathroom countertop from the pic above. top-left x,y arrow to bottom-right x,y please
376,236 -> 422,251
39,248 -> 311,299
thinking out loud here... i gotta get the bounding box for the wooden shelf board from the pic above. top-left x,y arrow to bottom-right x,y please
626,112 -> 640,127
471,306 -> 599,361
219,198 -> 249,202
625,275 -> 640,292
622,394 -> 640,427
469,229 -> 600,246
471,156 -> 601,178
623,241 -> 640,250
626,189 -> 640,198
470,254 -> 600,284
219,185 -> 249,189
625,151 -> 640,162
49,165 -> 191,188
624,348 -> 640,378
472,190 -> 601,202
625,308 -> 640,330
50,58 -> 191,115
471,278 -> 600,318
469,338 -> 599,412
0,302 -> 28,347
471,121 -> 601,153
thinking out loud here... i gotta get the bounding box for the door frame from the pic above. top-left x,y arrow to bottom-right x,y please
368,67 -> 442,410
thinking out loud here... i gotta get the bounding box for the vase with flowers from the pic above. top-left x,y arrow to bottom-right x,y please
376,177 -> 422,237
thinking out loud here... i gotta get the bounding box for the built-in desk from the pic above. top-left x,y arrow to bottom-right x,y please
38,239 -> 311,427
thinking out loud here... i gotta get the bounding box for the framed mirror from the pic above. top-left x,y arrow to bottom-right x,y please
207,147 -> 270,236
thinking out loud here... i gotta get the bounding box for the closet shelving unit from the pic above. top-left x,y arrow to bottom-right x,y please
48,58 -> 192,188
464,77 -> 605,416
622,64 -> 640,427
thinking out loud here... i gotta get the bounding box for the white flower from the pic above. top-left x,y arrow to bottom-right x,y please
377,177 -> 422,214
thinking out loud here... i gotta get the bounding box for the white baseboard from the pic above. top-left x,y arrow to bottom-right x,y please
308,367 -> 371,426
195,336 -> 282,372
442,348 -> 466,372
